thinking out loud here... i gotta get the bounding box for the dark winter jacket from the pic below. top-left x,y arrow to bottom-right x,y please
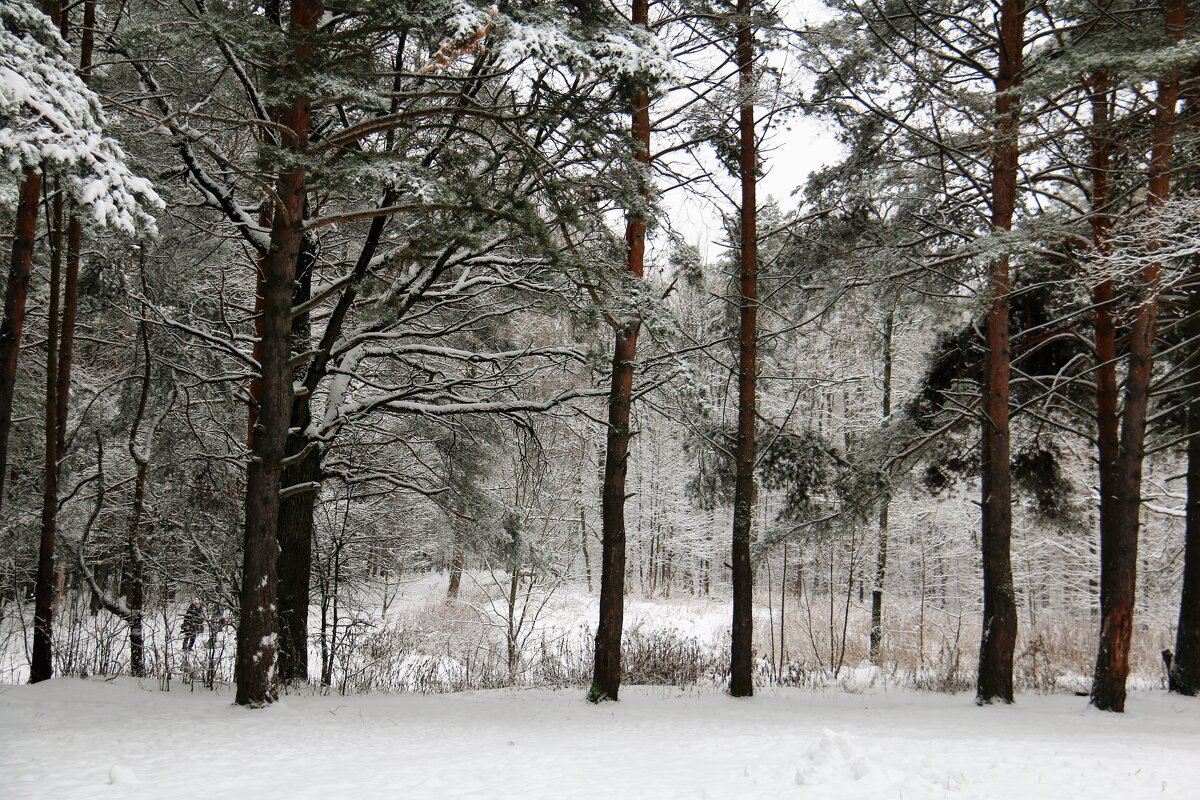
182,604 -> 206,633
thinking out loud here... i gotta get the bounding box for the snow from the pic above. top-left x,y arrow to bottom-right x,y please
0,0 -> 161,232
1,678 -> 1197,800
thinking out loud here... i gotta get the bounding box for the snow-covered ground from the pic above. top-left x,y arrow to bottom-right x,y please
2,678 -> 1196,800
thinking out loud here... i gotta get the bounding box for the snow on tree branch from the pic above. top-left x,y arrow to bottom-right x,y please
0,0 -> 161,232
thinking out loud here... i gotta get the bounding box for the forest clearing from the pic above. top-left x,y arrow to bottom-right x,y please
3,0 -> 1200,796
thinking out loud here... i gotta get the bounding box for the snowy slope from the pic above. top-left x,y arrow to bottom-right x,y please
1,678 -> 1196,800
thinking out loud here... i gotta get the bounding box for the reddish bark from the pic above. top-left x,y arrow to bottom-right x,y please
976,0 -> 1024,705
729,0 -> 757,699
0,172 -> 42,510
1091,0 -> 1187,713
590,0 -> 650,704
235,0 -> 321,707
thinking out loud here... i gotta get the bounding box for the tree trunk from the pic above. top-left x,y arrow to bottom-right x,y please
1092,0 -> 1186,712
125,285 -> 155,679
976,0 -> 1024,706
235,0 -> 321,707
1173,281 -> 1200,695
1172,68 -> 1200,698
275,233 -> 317,686
246,224 -> 268,450
447,527 -> 465,600
729,0 -> 757,699
31,185 -> 64,683
55,0 -> 93,460
0,172 -> 42,510
1088,63 -> 1123,691
870,312 -> 892,664
589,0 -> 650,704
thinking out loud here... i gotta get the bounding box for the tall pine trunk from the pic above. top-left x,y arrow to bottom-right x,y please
589,0 -> 650,704
235,0 -> 321,707
0,172 -> 42,510
976,0 -> 1024,705
31,185 -> 64,683
729,0 -> 757,699
1088,62 -> 1123,684
1092,0 -> 1186,712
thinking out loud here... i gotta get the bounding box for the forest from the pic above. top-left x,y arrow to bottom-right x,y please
2,0 -> 1200,752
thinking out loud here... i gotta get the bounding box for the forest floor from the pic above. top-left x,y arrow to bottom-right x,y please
1,677 -> 1197,800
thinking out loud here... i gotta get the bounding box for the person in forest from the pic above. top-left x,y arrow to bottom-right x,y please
181,598 -> 206,651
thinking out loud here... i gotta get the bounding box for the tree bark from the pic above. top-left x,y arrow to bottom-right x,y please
235,0 -> 321,707
0,172 -> 42,510
976,0 -> 1024,706
729,0 -> 757,699
55,0 -> 93,460
275,233 -> 317,686
1089,63 -> 1122,669
589,0 -> 650,704
1092,0 -> 1186,713
32,185 -> 65,683
1172,69 -> 1200,698
870,312 -> 893,664
447,528 -> 466,600
1173,280 -> 1200,695
124,273 -> 156,679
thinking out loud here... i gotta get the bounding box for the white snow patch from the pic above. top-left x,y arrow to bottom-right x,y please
107,764 -> 139,786
2,680 -> 1197,800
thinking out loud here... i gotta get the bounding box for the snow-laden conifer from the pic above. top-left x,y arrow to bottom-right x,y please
0,0 -> 160,231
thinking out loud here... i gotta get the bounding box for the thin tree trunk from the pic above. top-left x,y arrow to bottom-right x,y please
0,172 -> 42,510
447,528 -> 465,600
235,0 -> 321,707
778,543 -> 787,680
246,210 -> 269,449
125,286 -> 154,678
976,0 -> 1024,705
870,311 -> 892,664
581,504 -> 592,594
32,184 -> 65,684
589,0 -> 650,704
729,0 -> 757,699
55,0 -> 93,460
1092,0 -> 1186,712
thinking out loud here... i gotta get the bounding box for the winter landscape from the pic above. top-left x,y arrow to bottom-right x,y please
3,0 -> 1200,797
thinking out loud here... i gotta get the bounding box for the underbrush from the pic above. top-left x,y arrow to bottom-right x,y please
0,580 -> 1176,696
